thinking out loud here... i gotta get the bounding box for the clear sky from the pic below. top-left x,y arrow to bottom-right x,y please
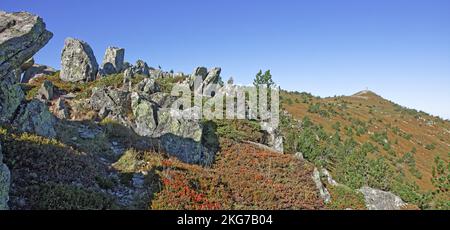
2,0 -> 450,119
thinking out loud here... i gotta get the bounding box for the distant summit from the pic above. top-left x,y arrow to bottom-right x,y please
352,90 -> 380,99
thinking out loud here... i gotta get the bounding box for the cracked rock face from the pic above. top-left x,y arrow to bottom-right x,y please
60,38 -> 98,82
0,11 -> 53,79
0,11 -> 53,122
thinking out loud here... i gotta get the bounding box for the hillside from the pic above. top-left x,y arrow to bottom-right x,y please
280,90 -> 450,208
0,11 -> 448,211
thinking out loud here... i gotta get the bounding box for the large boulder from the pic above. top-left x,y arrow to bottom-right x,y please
0,11 -> 52,123
358,186 -> 406,210
13,100 -> 57,138
261,122 -> 284,153
101,47 -> 125,74
131,92 -> 158,136
0,11 -> 53,79
0,142 -> 10,210
21,64 -> 56,83
60,38 -> 98,82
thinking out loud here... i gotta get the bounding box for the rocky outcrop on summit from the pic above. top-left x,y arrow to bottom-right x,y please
60,38 -> 98,82
101,47 -> 125,75
358,187 -> 406,210
0,142 -> 10,210
132,60 -> 150,77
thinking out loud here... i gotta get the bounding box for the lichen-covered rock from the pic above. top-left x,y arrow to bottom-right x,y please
0,73 -> 25,122
60,38 -> 98,82
261,122 -> 284,153
21,64 -> 56,83
312,167 -> 331,204
131,92 -> 157,136
0,11 -> 53,79
0,11 -> 52,123
134,78 -> 160,95
13,100 -> 57,138
148,92 -> 176,108
36,80 -> 54,101
0,142 -> 10,210
101,47 -> 125,74
90,87 -> 131,117
358,186 -> 406,210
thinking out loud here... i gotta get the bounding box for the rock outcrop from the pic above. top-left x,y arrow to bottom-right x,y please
13,100 -> 57,138
131,92 -> 158,136
60,38 -> 98,82
261,122 -> 284,153
21,64 -> 56,83
101,47 -> 125,75
358,186 -> 406,210
153,107 -> 218,166
36,80 -> 54,102
0,11 -> 53,79
132,60 -> 150,77
0,142 -> 10,210
312,167 -> 331,204
0,11 -> 52,122
0,12 -> 56,138
191,67 -> 222,96
90,87 -> 131,119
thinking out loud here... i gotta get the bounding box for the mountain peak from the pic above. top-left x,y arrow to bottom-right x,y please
352,90 -> 380,99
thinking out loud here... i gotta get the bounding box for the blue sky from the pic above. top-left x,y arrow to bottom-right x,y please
2,0 -> 450,119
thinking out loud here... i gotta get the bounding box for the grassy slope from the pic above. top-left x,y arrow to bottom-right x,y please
281,90 -> 449,197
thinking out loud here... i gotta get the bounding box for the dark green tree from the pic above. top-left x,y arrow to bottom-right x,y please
253,70 -> 274,88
